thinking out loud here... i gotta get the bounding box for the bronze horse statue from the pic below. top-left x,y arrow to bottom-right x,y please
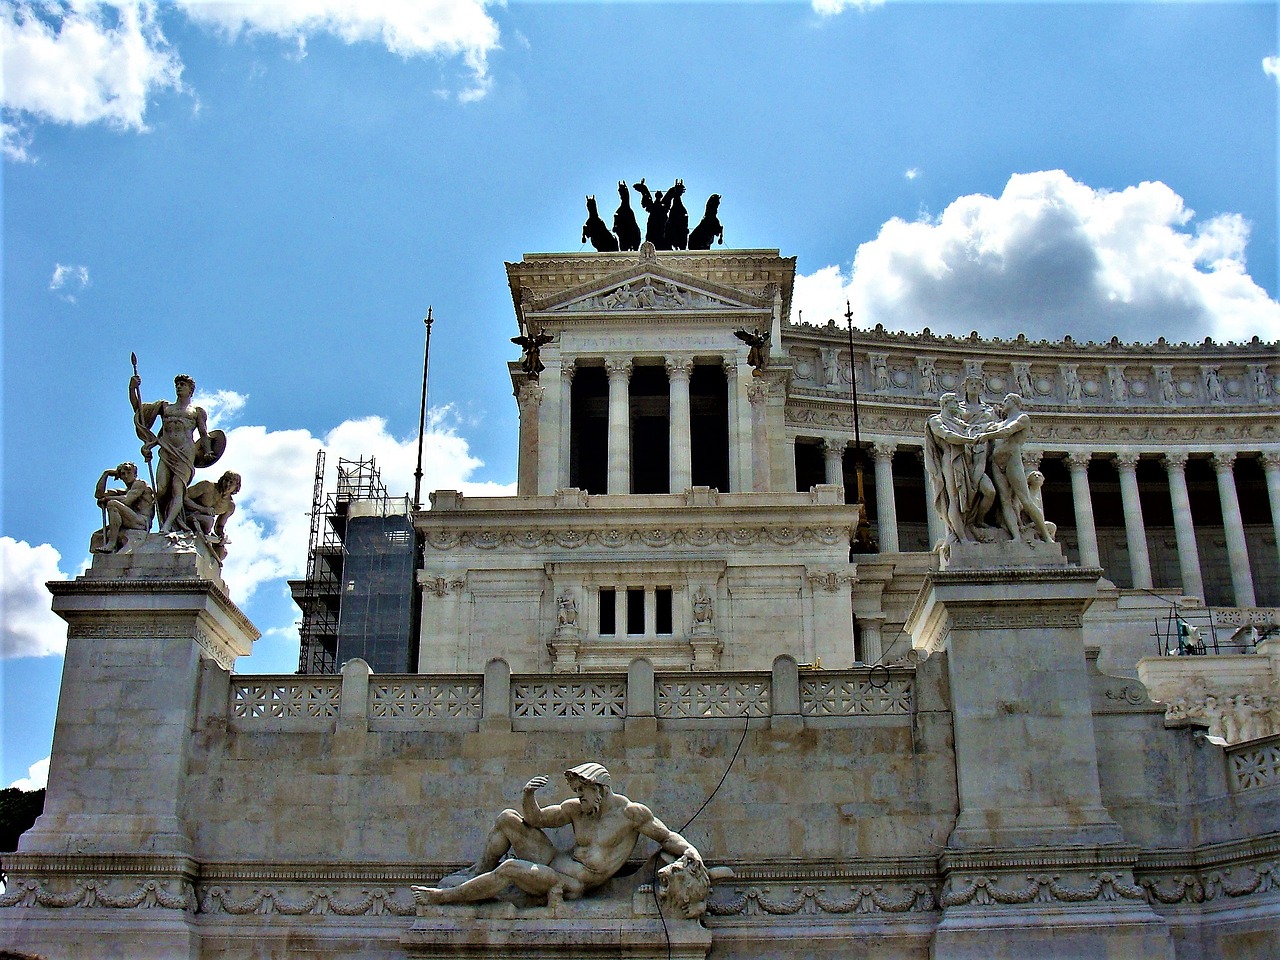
583,195 -> 619,252
613,181 -> 641,251
688,194 -> 723,250
664,180 -> 689,250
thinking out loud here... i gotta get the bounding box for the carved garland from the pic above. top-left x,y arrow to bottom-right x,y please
938,872 -> 1146,908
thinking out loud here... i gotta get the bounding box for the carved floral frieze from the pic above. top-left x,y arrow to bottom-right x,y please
423,524 -> 851,552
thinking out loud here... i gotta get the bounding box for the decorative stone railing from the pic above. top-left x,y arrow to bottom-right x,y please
1226,734 -> 1280,793
225,657 -> 915,732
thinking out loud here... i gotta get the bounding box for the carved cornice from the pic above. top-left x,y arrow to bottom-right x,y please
423,523 -> 853,552
48,577 -> 258,637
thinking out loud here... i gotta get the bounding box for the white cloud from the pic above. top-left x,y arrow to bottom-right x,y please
193,388 -> 247,428
1264,56 -> 1280,83
812,0 -> 885,14
213,407 -> 514,603
9,756 -> 50,791
48,262 -> 89,302
177,0 -> 500,101
1,538 -> 70,659
1,1 -> 184,156
904,168 -> 920,181
792,171 -> 1280,344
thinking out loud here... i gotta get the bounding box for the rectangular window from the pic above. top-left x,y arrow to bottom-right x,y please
599,588 -> 616,635
655,588 -> 673,635
627,588 -> 645,635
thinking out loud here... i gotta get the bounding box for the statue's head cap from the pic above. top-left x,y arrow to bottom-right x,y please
565,762 -> 611,787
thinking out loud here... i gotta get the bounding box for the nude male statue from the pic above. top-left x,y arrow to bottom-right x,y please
92,462 -> 155,552
130,373 -> 223,532
415,762 -> 703,905
978,394 -> 1055,544
184,470 -> 240,560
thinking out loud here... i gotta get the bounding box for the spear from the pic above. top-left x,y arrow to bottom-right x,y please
131,352 -> 158,494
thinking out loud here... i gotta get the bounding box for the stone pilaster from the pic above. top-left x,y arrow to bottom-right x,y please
517,380 -> 543,497
1163,451 -> 1204,601
747,380 -> 769,492
666,355 -> 693,492
536,362 -> 563,495
605,358 -> 632,495
1114,452 -> 1153,590
1065,452 -> 1100,569
1212,451 -> 1256,608
872,441 -> 899,552
724,357 -> 749,494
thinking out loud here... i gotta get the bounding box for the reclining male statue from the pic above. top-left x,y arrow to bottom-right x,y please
414,762 -> 723,915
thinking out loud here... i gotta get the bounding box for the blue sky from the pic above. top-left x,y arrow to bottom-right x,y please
2,0 -> 1277,790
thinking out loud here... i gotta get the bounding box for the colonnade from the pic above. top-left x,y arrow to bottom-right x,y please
799,437 -> 1280,610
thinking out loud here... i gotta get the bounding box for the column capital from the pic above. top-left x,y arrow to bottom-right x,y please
746,381 -> 768,405
1113,451 -> 1141,471
604,357 -> 633,381
517,381 -> 544,410
1021,449 -> 1043,470
665,355 -> 694,380
1262,450 -> 1280,471
871,441 -> 896,462
722,356 -> 739,381
1163,450 -> 1190,471
1210,451 -> 1237,473
822,438 -> 847,457
560,357 -> 577,383
1064,451 -> 1092,471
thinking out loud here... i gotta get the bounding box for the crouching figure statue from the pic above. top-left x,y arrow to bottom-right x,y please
413,762 -> 730,918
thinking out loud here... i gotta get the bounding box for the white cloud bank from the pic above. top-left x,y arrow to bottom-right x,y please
0,0 -> 183,160
0,538 -> 70,659
207,403 -> 514,604
812,0 -> 885,14
178,0 -> 500,101
1264,56 -> 1280,83
48,262 -> 90,302
9,756 -> 50,791
1,0 -> 501,159
792,171 -> 1280,344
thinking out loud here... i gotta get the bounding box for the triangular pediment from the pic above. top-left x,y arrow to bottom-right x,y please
525,261 -> 772,316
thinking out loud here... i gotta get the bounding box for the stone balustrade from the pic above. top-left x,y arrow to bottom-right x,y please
226,658 -> 915,733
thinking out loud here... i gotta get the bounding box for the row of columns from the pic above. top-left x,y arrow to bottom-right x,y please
534,353 -> 766,497
809,438 -> 1280,609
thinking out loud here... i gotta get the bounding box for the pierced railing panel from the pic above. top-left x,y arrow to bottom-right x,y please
511,679 -> 626,719
231,679 -> 341,722
801,673 -> 913,716
370,679 -> 483,720
657,676 -> 770,718
1227,736 -> 1280,792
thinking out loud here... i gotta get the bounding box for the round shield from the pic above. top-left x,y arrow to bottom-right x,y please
195,429 -> 227,468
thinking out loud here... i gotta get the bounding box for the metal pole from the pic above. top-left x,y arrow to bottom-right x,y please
413,308 -> 434,510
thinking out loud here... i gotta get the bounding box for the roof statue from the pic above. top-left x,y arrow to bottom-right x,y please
512,328 -> 555,378
579,180 -> 723,252
734,327 -> 770,374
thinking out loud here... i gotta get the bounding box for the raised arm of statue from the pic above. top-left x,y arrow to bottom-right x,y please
520,775 -> 572,829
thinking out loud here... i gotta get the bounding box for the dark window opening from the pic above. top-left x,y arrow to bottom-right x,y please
794,440 -> 825,491
630,365 -> 670,494
627,588 -> 645,635
599,588 -> 616,635
655,588 -> 673,634
570,366 -> 608,494
690,364 -> 730,491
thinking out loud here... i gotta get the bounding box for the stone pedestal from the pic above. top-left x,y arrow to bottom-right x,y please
906,551 -> 1173,959
0,536 -> 258,960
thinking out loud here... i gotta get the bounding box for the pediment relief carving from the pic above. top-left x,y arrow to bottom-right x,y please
525,267 -> 771,316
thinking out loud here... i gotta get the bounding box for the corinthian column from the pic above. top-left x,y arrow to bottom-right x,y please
1066,452 -> 1100,569
667,355 -> 693,492
1114,453 -> 1153,590
605,358 -> 632,495
1265,451 -> 1280,579
1212,452 -> 1256,607
748,380 -> 769,492
1163,451 -> 1204,601
725,358 -> 748,493
872,442 -> 899,552
558,359 -> 575,491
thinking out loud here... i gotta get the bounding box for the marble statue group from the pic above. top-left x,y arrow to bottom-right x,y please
91,359 -> 240,562
923,376 -> 1055,548
583,180 -> 723,253
414,762 -> 728,919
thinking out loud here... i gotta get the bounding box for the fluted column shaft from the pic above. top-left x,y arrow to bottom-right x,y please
1115,453 -> 1153,590
1265,452 -> 1280,580
606,359 -> 632,495
872,442 -> 899,552
1163,452 -> 1204,601
823,440 -> 845,487
748,381 -> 769,492
1066,453 -> 1100,569
558,361 -> 575,491
667,356 -> 693,492
1213,452 -> 1256,607
726,359 -> 748,494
